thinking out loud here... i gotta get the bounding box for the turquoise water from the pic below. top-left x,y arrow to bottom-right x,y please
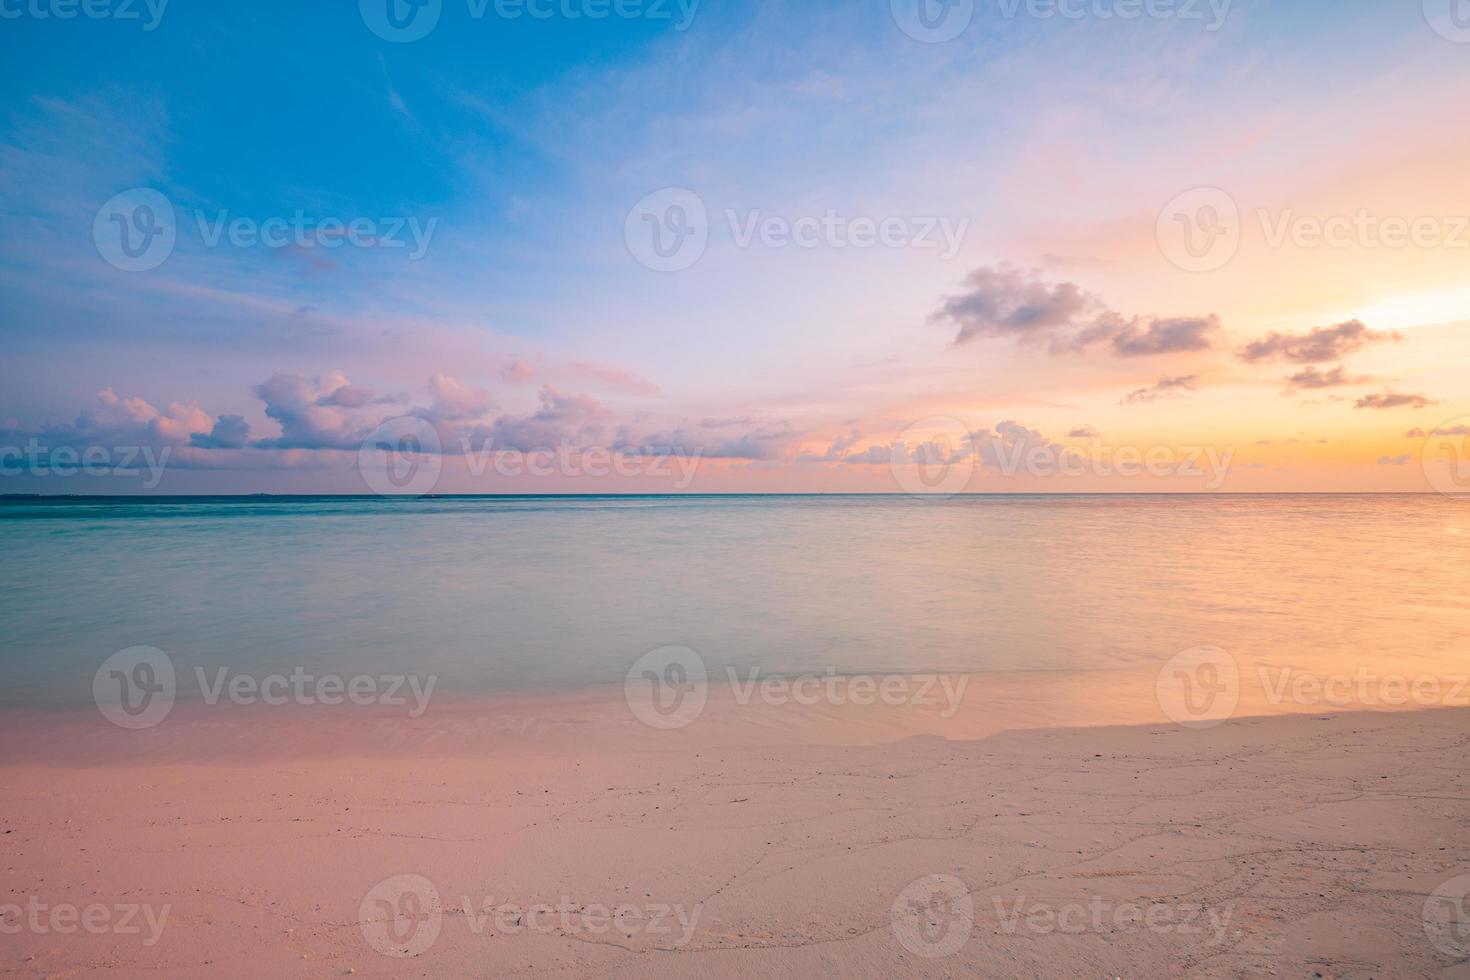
1,494 -> 1467,710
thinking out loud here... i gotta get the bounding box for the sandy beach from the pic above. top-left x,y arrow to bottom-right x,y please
4,699 -> 1468,979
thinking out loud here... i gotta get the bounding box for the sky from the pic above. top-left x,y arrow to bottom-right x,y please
1,0 -> 1468,494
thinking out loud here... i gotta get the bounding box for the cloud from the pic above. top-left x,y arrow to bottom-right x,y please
1121,375 -> 1197,405
251,373 -> 366,450
501,358 -> 534,383
317,383 -> 378,408
75,388 -> 213,446
972,420 -> 1064,469
189,415 -> 251,449
1238,320 -> 1400,364
422,372 -> 494,422
934,266 -> 1220,356
1285,365 -> 1372,389
621,419 -> 797,461
1068,426 -> 1099,438
1354,391 -> 1438,410
570,362 -> 660,396
1110,315 -> 1221,357
1409,424 -> 1470,437
484,385 -> 609,452
1377,454 -> 1412,466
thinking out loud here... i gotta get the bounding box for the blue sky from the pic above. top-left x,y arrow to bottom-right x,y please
2,0 -> 1468,492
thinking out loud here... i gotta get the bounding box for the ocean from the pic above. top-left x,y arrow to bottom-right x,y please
2,493 -> 1467,723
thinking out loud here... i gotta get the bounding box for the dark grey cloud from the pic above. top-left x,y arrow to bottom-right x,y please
1238,320 -> 1400,364
934,266 -> 1221,357
1355,391 -> 1438,410
1110,315 -> 1220,357
189,415 -> 251,449
1285,365 -> 1372,389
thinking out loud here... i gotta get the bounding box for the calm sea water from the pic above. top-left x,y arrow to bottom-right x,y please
1,494 -> 1467,712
